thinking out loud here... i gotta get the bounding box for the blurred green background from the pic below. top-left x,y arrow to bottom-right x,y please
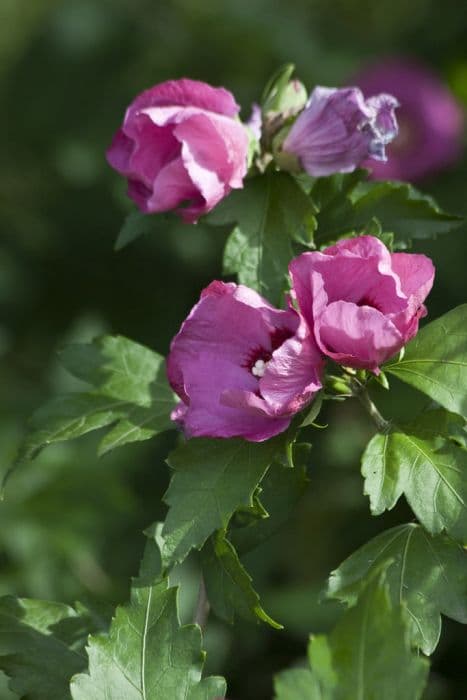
1,1 -> 466,698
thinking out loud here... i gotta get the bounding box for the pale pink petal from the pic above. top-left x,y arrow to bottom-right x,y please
316,300 -> 403,370
324,235 -> 392,261
390,253 -> 435,308
147,157 -> 199,213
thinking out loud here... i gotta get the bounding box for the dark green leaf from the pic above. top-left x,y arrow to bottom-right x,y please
16,335 -> 176,463
0,597 -> 99,700
385,305 -> 467,418
276,567 -> 429,700
202,530 -> 282,628
208,172 -> 316,303
162,436 -> 283,565
328,523 -> 467,654
114,210 -> 156,251
70,537 -> 226,700
313,175 -> 461,246
231,459 -> 308,555
362,416 -> 467,541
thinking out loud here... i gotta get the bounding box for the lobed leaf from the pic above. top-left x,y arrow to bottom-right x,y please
15,335 -> 176,464
274,567 -> 429,700
385,305 -> 467,418
231,458 -> 309,555
162,436 -> 283,565
207,172 -> 316,304
70,536 -> 226,700
312,173 -> 462,246
362,414 -> 467,541
327,523 -> 467,654
0,597 -> 100,700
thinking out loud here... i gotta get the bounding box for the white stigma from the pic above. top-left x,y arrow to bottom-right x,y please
251,359 -> 267,378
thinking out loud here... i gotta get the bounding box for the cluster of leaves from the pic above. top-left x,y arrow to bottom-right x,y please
0,531 -> 226,700
1,69 -> 466,699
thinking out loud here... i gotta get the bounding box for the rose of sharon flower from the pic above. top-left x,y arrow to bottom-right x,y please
281,86 -> 399,177
356,58 -> 464,181
290,236 -> 435,372
167,281 -> 324,441
107,79 -> 249,223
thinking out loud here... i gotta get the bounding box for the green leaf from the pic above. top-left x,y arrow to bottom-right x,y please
231,459 -> 309,555
201,530 -> 282,628
361,416 -> 467,541
16,335 -> 176,463
207,172 -> 316,303
162,436 -> 283,565
275,567 -> 429,700
0,597 -> 100,700
328,523 -> 467,654
261,63 -> 296,111
385,305 -> 467,418
274,669 -> 323,700
70,537 -> 226,700
313,175 -> 462,246
114,210 -> 156,251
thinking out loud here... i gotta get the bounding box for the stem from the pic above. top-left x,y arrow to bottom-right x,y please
193,576 -> 210,629
352,382 -> 391,433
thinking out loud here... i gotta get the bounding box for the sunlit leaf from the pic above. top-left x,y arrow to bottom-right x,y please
70,536 -> 225,700
385,305 -> 467,418
328,523 -> 467,654
362,415 -> 467,541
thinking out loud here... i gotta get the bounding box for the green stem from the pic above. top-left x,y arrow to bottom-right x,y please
353,382 -> 391,433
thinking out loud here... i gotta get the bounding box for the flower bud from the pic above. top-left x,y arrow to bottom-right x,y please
280,86 -> 399,177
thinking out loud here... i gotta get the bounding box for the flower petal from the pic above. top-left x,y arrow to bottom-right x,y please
260,323 -> 324,414
316,300 -> 403,370
127,78 -> 240,117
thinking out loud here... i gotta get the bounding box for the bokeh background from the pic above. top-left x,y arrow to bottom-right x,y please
1,1 -> 466,698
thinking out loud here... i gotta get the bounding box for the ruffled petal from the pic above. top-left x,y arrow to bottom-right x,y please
127,78 -> 240,117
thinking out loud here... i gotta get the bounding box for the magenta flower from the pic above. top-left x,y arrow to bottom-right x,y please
356,58 -> 464,181
167,281 -> 324,441
107,79 -> 249,223
281,86 -> 399,177
290,236 -> 435,372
